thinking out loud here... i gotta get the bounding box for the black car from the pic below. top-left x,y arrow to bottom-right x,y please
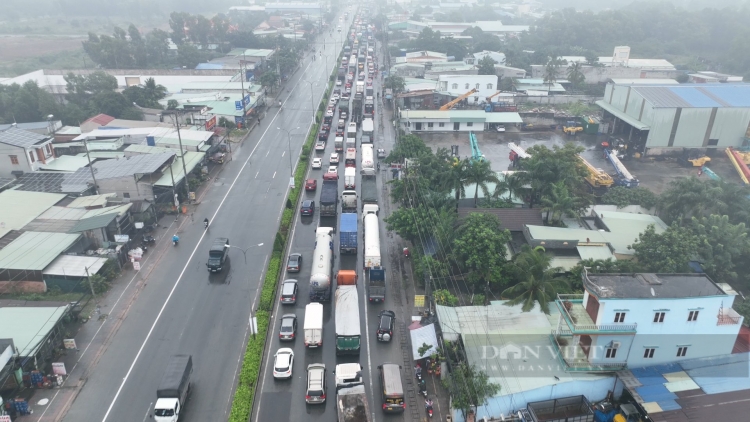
279,314 -> 297,341
301,200 -> 315,216
287,253 -> 302,273
280,279 -> 299,304
377,310 -> 395,342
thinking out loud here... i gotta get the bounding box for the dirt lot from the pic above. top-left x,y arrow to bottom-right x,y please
0,35 -> 86,63
419,128 -> 745,195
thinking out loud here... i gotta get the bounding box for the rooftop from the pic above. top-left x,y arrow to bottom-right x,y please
0,231 -> 81,271
609,78 -> 679,85
584,271 -> 727,299
68,212 -> 118,233
22,206 -> 87,233
457,208 -> 543,231
401,110 -> 522,124
90,152 -> 174,180
0,127 -> 50,148
153,151 -> 205,187
632,84 -> 750,108
0,305 -> 70,357
42,255 -> 108,277
38,155 -> 89,172
82,113 -> 115,126
66,193 -> 117,209
0,190 -> 66,239
12,171 -> 93,195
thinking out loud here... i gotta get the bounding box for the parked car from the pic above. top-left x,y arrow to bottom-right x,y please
280,279 -> 299,304
312,158 -> 322,169
496,124 -> 506,133
279,314 -> 297,341
330,153 -> 340,165
301,200 -> 315,216
376,310 -> 395,342
273,348 -> 294,379
287,253 -> 302,272
305,363 -> 327,404
305,179 -> 317,191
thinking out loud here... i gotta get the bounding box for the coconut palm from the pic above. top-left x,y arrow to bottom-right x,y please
540,181 -> 578,225
143,77 -> 167,105
463,159 -> 500,207
502,245 -> 559,314
567,62 -> 586,90
441,157 -> 468,203
500,172 -> 526,204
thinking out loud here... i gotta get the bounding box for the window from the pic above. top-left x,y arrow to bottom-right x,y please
123,192 -> 130,199
9,155 -> 19,165
465,83 -> 470,89
487,83 -> 493,89
644,348 -> 655,359
46,144 -> 52,155
605,348 -> 617,358
427,122 -> 433,128
707,139 -> 719,146
28,151 -> 35,163
688,311 -> 699,321
452,83 -> 458,89
654,312 -> 665,323
677,346 -> 688,357
614,312 -> 626,323
438,122 -> 445,128
475,83 -> 480,90
467,122 -> 473,127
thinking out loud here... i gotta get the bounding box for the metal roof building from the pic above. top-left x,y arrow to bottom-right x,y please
0,306 -> 70,358
0,190 -> 66,239
597,82 -> 750,153
400,110 -> 522,132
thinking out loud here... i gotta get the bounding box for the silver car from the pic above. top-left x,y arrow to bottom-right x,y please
305,363 -> 326,404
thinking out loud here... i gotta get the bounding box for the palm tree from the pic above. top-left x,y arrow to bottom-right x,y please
566,62 -> 586,90
143,77 -> 167,106
499,173 -> 526,204
463,160 -> 500,207
441,158 -> 468,204
502,245 -> 559,314
543,56 -> 566,93
540,181 -> 578,225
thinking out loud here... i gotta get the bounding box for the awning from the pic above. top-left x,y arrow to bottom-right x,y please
577,245 -> 616,262
409,323 -> 439,360
43,255 -> 109,277
153,151 -> 205,187
596,100 -> 650,131
484,112 -> 523,124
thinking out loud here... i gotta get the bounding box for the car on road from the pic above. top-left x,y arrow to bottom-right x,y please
358,73 -> 365,81
287,253 -> 303,272
301,200 -> 315,216
341,91 -> 350,100
336,80 -> 342,87
327,165 -> 338,174
280,279 -> 299,304
273,348 -> 294,379
376,310 -> 396,342
330,153 -> 340,165
331,93 -> 340,103
377,148 -> 386,158
315,141 -> 326,151
279,314 -> 297,341
305,363 -> 327,404
305,179 -> 317,191
312,158 -> 322,169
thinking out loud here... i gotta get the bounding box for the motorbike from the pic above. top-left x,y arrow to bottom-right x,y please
425,401 -> 434,418
172,236 -> 179,246
142,234 -> 155,244
418,379 -> 427,397
204,219 -> 209,229
415,366 -> 423,382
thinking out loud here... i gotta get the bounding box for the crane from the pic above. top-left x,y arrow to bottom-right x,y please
578,155 -> 614,190
470,131 -> 484,162
485,91 -> 502,103
508,142 -> 530,167
484,91 -> 517,112
440,88 -> 478,111
603,149 -> 639,187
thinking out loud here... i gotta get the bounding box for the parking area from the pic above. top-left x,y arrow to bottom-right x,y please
419,129 -> 745,195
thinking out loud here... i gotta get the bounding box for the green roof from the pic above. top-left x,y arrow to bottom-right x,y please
153,151 -> 205,187
0,190 -> 66,239
0,231 -> 81,270
577,245 -> 616,261
68,213 -> 118,233
0,306 -> 70,357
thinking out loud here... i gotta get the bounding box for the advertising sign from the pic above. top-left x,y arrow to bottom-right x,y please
205,116 -> 217,131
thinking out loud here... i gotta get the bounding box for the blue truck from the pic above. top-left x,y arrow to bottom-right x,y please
340,213 -> 358,254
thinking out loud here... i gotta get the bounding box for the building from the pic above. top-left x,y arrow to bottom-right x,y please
688,71 -> 744,84
495,64 -> 526,79
400,110 -> 522,132
596,81 -> 750,153
438,74 -> 499,104
551,270 -> 743,371
513,78 -> 567,95
0,305 -> 70,373
80,114 -> 116,133
0,120 -> 62,136
264,2 -> 322,16
404,50 -> 449,64
0,232 -> 84,292
425,61 -> 477,78
0,127 -> 57,178
404,20 -> 529,39
466,50 -> 506,66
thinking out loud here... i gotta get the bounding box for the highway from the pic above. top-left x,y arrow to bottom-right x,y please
253,10 -> 413,422
61,22 -> 346,422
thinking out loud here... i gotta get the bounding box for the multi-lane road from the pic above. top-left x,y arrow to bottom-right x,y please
253,13 -> 410,422
61,22 -> 349,422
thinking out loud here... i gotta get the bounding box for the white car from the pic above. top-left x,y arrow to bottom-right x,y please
331,94 -> 340,102
330,153 -> 340,165
273,348 -> 294,379
327,166 -> 338,174
336,80 -> 343,87
315,141 -> 326,152
496,125 -> 506,133
312,158 -> 322,169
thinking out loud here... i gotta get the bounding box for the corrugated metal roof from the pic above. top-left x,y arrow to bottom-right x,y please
83,203 -> 132,219
595,100 -> 651,130
153,151 -> 205,187
0,190 -> 66,239
67,193 -> 117,208
0,306 -> 69,356
43,255 -> 108,277
576,245 -> 615,261
39,155 -> 89,172
634,84 -> 750,108
68,212 -> 118,233
91,152 -> 174,180
0,231 -> 81,270
0,127 -> 49,148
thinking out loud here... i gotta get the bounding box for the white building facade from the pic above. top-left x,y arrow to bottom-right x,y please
437,74 -> 499,105
0,128 -> 56,177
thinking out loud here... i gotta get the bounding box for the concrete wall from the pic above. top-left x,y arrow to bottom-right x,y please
531,64 -> 679,84
97,177 -> 157,201
0,144 -> 32,177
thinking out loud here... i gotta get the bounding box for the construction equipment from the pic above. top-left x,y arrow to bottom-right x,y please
439,88 -> 478,111
485,91 -> 502,103
603,149 -> 639,187
679,149 -> 711,167
508,142 -> 530,167
702,166 -> 721,181
725,147 -> 750,185
563,120 -> 583,135
484,91 -> 517,112
470,131 -> 484,162
578,155 -> 614,190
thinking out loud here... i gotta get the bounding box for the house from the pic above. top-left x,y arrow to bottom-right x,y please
466,50 -> 506,66
513,78 -> 567,95
80,114 -> 115,133
0,127 -> 57,178
0,120 -> 62,136
494,64 -> 526,79
404,51 -> 449,64
400,110 -> 522,132
0,305 -> 70,375
438,74 -> 499,105
0,232 -> 84,292
551,269 -> 744,371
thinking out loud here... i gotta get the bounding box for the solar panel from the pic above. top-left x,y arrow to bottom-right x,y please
0,127 -> 49,148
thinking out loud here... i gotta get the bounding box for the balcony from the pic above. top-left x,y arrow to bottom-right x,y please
556,295 -> 637,335
717,308 -> 743,326
549,334 -> 627,372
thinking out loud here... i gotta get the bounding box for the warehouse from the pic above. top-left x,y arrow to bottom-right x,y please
596,82 -> 750,154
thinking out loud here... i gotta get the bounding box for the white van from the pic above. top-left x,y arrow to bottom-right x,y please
345,167 -> 356,189
304,303 -> 324,348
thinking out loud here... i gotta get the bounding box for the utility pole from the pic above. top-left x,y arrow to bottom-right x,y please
83,137 -> 99,195
165,111 -> 191,202
239,54 -> 248,128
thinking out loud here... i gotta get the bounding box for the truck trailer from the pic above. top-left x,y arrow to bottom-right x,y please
363,213 -> 381,270
336,385 -> 371,422
320,180 -> 338,217
335,283 -> 361,356
304,303 -> 324,347
340,212 -> 358,254
309,227 -> 334,301
154,355 -> 193,422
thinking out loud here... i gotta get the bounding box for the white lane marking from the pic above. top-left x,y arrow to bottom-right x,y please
363,272 -> 375,420
273,171 -> 276,179
266,150 -> 270,157
255,171 -> 259,179
141,403 -> 152,422
282,150 -> 286,157
101,74 -> 299,422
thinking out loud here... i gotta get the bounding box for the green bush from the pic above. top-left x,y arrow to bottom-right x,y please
273,232 -> 286,253
281,208 -> 294,228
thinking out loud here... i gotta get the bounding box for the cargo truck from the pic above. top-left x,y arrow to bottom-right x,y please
361,118 -> 374,141
352,97 -> 362,124
339,212 -> 358,254
345,148 -> 357,167
361,144 -> 374,176
320,180 -> 338,217
335,363 -> 364,390
341,190 -> 358,213
310,227 -> 334,301
367,266 -> 386,302
335,280 -> 360,356
304,302 -> 324,347
339,102 -> 349,120
154,355 -> 192,422
363,97 -> 374,119
363,213 -> 381,270
336,385 -> 371,422
346,137 -> 356,150
334,136 -> 344,152
361,177 -> 377,209
344,167 -> 356,189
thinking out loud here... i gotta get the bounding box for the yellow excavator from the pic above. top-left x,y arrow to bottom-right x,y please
578,155 -> 614,189
439,88 -> 478,111
563,120 -> 583,135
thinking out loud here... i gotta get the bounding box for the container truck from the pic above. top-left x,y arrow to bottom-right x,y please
336,385 -> 371,422
361,144 -> 374,176
154,355 -> 193,422
346,137 -> 356,150
344,167 -> 356,189
363,213 -> 381,270
367,266 -> 386,302
347,122 -> 357,139
341,191 -> 358,213
339,102 -> 349,120
335,280 -> 360,356
352,97 -> 362,124
361,118 -> 374,141
339,212 -> 358,254
361,177 -> 377,209
309,227 -> 334,301
320,180 -> 338,217
304,303 -> 324,347
363,97 -> 374,119
335,363 -> 364,390
355,81 -> 365,100
334,136 -> 344,152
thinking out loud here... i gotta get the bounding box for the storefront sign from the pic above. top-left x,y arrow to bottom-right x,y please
205,116 -> 217,131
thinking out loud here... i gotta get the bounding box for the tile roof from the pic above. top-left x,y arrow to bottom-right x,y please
82,113 -> 115,126
457,208 -> 543,231
0,127 -> 49,148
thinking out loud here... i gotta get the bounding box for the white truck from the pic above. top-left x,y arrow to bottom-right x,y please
154,355 -> 192,422
363,213 -> 381,270
335,363 -> 364,390
342,190 -> 358,212
346,137 -> 356,150
361,118 -> 374,141
309,227 -> 334,302
334,136 -> 345,152
336,385 -> 371,422
361,144 -> 374,176
304,303 -> 324,348
344,167 -> 356,189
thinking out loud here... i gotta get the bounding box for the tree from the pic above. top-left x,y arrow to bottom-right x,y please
386,134 -> 432,163
629,224 -> 700,273
657,177 -> 750,225
259,71 -> 279,89
502,245 -> 560,314
384,75 -> 405,94
176,44 -> 202,68
689,215 -> 748,283
520,143 -> 589,208
443,363 -> 500,419
433,289 -> 459,306
543,56 -> 566,93
384,205 -> 456,246
498,173 -> 525,204
89,91 -> 132,118
567,258 -> 642,290
477,56 -> 497,75
169,12 -> 189,45
540,181 -> 583,225
675,73 -> 689,83
167,100 -> 179,110
442,158 -> 468,203
143,78 -> 167,105
601,186 -> 658,209
463,160 -> 500,207
453,213 -> 511,294
567,62 -> 586,89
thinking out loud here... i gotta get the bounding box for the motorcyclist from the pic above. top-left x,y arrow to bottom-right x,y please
425,399 -> 433,408
172,234 -> 179,244
204,217 -> 209,228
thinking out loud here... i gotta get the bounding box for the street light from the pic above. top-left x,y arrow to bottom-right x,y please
277,126 -> 302,185
300,80 -> 316,124
228,243 -> 265,264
